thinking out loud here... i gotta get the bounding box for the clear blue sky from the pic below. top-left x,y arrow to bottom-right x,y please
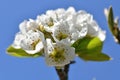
0,0 -> 120,80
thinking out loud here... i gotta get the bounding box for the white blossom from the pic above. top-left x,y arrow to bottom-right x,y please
36,14 -> 55,32
19,19 -> 39,34
86,20 -> 106,41
68,11 -> 90,42
70,23 -> 88,42
45,39 -> 75,66
62,7 -> 76,21
46,8 -> 65,21
11,7 -> 106,67
20,30 -> 45,54
52,21 -> 71,41
76,10 -> 93,23
87,20 -> 99,36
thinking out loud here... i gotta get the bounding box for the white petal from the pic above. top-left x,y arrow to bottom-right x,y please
97,29 -> 106,41
25,42 -> 43,54
87,20 -> 106,41
76,10 -> 93,23
87,20 -> 99,36
66,7 -> 76,13
19,19 -> 39,34
27,19 -> 39,30
70,24 -> 88,41
104,8 -> 109,19
55,8 -> 65,15
45,39 -> 54,54
19,20 -> 28,34
12,32 -> 24,49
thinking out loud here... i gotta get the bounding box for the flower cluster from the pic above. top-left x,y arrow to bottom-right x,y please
12,7 -> 106,67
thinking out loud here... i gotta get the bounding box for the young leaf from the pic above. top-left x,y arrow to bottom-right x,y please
108,6 -> 114,34
87,37 -> 103,52
7,46 -> 43,58
107,6 -> 120,43
78,52 -> 111,61
72,37 -> 103,53
72,37 -> 111,61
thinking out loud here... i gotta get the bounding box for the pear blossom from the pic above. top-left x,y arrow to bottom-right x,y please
86,20 -> 106,41
36,14 -> 54,26
60,7 -> 76,21
76,10 -> 93,23
68,11 -> 90,42
45,39 -> 75,66
12,30 -> 45,54
70,23 -> 88,42
11,7 -> 106,67
19,19 -> 39,34
52,21 -> 71,41
46,8 -> 65,21
36,14 -> 55,32
20,30 -> 45,54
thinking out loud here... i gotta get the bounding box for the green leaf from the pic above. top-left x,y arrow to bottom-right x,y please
107,6 -> 120,43
87,37 -> 103,52
78,52 -> 111,61
108,6 -> 114,35
7,46 -> 43,58
72,37 -> 111,61
72,37 -> 103,53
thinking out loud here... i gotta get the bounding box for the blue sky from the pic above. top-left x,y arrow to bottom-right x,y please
0,0 -> 120,80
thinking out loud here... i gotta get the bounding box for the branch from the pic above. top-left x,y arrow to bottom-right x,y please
55,67 -> 68,80
55,61 -> 75,80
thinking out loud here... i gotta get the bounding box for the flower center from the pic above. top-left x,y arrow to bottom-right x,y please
56,32 -> 68,40
31,39 -> 41,50
38,25 -> 45,32
49,48 -> 65,62
47,18 -> 54,27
